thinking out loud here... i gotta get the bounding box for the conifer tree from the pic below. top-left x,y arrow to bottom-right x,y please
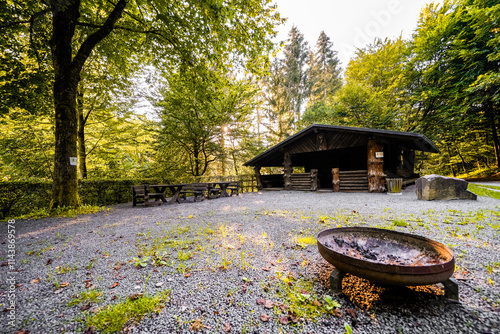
307,31 -> 342,106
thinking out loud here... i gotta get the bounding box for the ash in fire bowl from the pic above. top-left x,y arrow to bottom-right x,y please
323,233 -> 448,267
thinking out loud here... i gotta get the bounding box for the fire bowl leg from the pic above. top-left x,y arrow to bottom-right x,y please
329,268 -> 346,294
442,278 -> 459,301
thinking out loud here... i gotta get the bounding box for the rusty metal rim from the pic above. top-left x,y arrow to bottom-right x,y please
317,227 -> 455,277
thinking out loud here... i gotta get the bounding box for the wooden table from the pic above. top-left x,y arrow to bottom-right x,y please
205,181 -> 232,197
150,184 -> 186,204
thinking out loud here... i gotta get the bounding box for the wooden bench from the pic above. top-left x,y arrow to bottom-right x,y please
207,185 -> 222,199
179,183 -> 207,202
226,181 -> 240,196
132,185 -> 165,206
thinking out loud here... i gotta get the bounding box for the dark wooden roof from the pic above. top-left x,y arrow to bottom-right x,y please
244,124 -> 439,167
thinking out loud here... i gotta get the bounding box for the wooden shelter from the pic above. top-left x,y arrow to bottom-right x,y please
244,124 -> 439,192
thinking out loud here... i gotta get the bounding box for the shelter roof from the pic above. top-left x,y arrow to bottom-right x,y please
244,124 -> 439,167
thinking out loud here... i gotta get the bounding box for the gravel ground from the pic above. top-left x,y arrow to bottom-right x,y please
1,186 -> 499,334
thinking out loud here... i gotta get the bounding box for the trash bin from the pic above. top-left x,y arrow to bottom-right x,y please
386,178 -> 403,195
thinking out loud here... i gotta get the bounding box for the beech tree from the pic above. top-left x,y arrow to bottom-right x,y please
409,0 -> 500,168
1,0 -> 283,208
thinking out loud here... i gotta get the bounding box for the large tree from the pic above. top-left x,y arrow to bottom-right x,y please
307,31 -> 342,106
282,26 -> 309,124
157,66 -> 255,177
409,0 -> 500,168
1,0 -> 283,208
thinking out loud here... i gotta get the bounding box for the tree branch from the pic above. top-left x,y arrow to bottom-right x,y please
72,0 -> 126,74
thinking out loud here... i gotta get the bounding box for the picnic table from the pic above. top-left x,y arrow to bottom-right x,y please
150,184 -> 186,204
205,181 -> 239,197
133,181 -> 240,206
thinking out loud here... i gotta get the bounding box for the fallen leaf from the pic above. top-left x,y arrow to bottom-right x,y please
256,298 -> 265,305
223,322 -> 231,333
262,266 -> 271,271
279,316 -> 288,325
190,318 -> 204,331
288,311 -> 298,323
111,295 -> 117,300
279,304 -> 288,312
80,303 -> 91,311
260,313 -> 270,322
14,329 -> 30,334
184,273 -> 191,278
30,278 -> 41,284
46,259 -> 53,265
129,293 -> 143,300
60,282 -> 70,288
346,308 -> 357,319
110,282 -> 119,289
83,327 -> 94,334
264,300 -> 274,309
85,282 -> 92,288
312,299 -> 321,307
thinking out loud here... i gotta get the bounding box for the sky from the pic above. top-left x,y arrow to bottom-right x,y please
272,0 -> 438,68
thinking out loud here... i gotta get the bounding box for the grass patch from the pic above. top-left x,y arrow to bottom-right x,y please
68,290 -> 103,306
391,219 -> 409,227
292,235 -> 316,248
468,184 -> 500,200
16,204 -> 105,220
85,290 -> 170,333
275,274 -> 340,320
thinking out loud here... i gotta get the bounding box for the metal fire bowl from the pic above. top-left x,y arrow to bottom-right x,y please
317,227 -> 455,286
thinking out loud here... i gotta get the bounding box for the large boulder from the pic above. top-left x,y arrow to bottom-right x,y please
416,174 -> 477,201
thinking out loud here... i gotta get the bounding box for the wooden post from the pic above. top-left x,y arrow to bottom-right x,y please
311,169 -> 318,191
367,139 -> 385,193
332,168 -> 340,192
254,166 -> 262,190
283,151 -> 292,190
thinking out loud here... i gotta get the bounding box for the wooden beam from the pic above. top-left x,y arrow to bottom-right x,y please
283,151 -> 292,190
311,169 -> 318,191
332,168 -> 340,192
254,166 -> 262,190
367,139 -> 385,193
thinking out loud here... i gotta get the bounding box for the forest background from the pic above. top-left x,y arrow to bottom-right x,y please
0,0 -> 499,217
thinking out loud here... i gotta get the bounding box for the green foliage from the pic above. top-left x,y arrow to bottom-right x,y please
133,256 -> 151,268
0,178 -> 165,220
408,0 -> 500,170
259,26 -> 311,144
307,31 -> 342,107
156,64 -> 256,177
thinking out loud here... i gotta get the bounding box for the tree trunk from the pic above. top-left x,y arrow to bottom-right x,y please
52,76 -> 80,207
446,144 -> 456,177
50,0 -> 82,208
77,91 -> 87,179
454,144 -> 467,174
489,113 -> 500,168
49,0 -> 125,208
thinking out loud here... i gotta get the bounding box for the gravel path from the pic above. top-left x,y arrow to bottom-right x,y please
1,187 -> 499,334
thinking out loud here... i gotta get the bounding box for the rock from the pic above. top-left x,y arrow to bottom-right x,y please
416,174 -> 477,201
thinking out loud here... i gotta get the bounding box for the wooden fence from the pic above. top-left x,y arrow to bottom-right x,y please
195,174 -> 257,193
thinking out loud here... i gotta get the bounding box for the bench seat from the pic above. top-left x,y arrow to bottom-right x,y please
179,184 -> 207,202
